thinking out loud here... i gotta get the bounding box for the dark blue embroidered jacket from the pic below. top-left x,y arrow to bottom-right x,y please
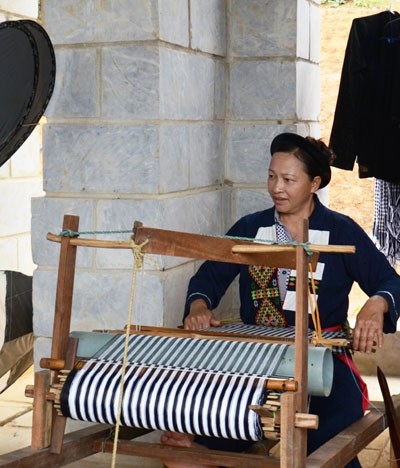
184,196 -> 400,332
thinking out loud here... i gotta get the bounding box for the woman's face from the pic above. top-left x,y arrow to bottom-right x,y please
268,151 -> 320,215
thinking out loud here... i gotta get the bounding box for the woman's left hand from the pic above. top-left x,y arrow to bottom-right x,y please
352,295 -> 388,353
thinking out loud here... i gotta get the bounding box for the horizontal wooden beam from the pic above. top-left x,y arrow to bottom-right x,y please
0,425 -> 110,467
97,439 -> 281,468
306,407 -> 388,467
0,426 -> 151,468
47,233 -> 130,250
47,222 -> 322,269
133,222 -> 318,269
232,244 -> 355,254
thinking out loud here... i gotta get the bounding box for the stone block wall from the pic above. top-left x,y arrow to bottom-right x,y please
0,1 -> 41,274
227,0 -> 321,223
32,0 -> 228,364
32,0 -> 321,365
226,0 -> 321,310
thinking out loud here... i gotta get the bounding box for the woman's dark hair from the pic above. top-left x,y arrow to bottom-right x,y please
270,133 -> 336,189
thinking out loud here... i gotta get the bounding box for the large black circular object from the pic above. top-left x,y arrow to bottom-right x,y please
0,20 -> 55,167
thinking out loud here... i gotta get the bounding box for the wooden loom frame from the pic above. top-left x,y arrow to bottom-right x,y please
0,213 -> 398,468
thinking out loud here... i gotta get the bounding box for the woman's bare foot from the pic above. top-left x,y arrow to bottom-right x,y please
160,431 -> 214,468
160,431 -> 194,448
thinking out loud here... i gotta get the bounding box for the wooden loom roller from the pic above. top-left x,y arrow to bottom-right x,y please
33,361 -> 300,431
23,215 -> 363,468
34,324 -> 303,430
37,358 -> 298,392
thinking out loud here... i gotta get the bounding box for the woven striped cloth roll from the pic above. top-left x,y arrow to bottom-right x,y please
60,334 -> 291,440
61,361 -> 267,441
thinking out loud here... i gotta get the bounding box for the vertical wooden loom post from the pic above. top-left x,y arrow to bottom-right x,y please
31,215 -> 79,451
50,215 -> 79,454
31,370 -> 52,449
280,219 -> 309,467
50,215 -> 80,453
50,215 -> 80,361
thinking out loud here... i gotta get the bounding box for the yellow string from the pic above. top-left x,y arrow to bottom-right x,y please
308,263 -> 323,345
110,238 -> 148,468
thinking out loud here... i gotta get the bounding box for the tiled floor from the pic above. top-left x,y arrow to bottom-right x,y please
0,366 -> 399,467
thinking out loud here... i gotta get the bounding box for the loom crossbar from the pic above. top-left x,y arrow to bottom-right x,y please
48,223 -> 318,269
133,221 -> 319,270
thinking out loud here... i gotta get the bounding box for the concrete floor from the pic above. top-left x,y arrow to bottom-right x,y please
0,366 -> 399,467
0,366 -> 163,467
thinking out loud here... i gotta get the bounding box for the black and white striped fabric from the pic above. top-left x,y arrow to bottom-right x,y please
373,178 -> 400,268
61,334 -> 290,441
204,323 -> 349,356
92,334 -> 289,376
204,322 -> 347,342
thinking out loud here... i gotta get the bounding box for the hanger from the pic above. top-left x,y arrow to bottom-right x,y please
387,0 -> 398,14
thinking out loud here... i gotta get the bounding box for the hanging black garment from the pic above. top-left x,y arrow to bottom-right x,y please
329,11 -> 400,183
0,20 -> 55,167
0,271 -> 33,393
379,19 -> 400,152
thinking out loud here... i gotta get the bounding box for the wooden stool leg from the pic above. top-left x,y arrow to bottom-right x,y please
50,336 -> 79,454
31,370 -> 52,449
389,443 -> 397,468
378,366 -> 400,467
280,392 -> 297,467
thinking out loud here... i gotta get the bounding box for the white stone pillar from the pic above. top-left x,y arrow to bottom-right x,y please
227,0 -> 321,222
32,0 -> 228,363
32,0 -> 320,362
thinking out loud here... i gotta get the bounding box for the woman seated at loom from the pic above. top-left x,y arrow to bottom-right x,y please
160,132 -> 400,467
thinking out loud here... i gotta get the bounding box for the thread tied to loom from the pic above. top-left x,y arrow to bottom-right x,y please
59,229 -> 132,237
129,238 -> 149,270
110,236 -> 149,467
58,228 -> 314,257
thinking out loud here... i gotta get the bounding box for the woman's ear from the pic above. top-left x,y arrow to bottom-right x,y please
311,176 -> 322,192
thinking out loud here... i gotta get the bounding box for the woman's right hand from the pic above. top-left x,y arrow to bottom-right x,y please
183,299 -> 221,330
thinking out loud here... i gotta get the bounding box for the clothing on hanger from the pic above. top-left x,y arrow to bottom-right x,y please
329,10 -> 400,183
372,179 -> 400,268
